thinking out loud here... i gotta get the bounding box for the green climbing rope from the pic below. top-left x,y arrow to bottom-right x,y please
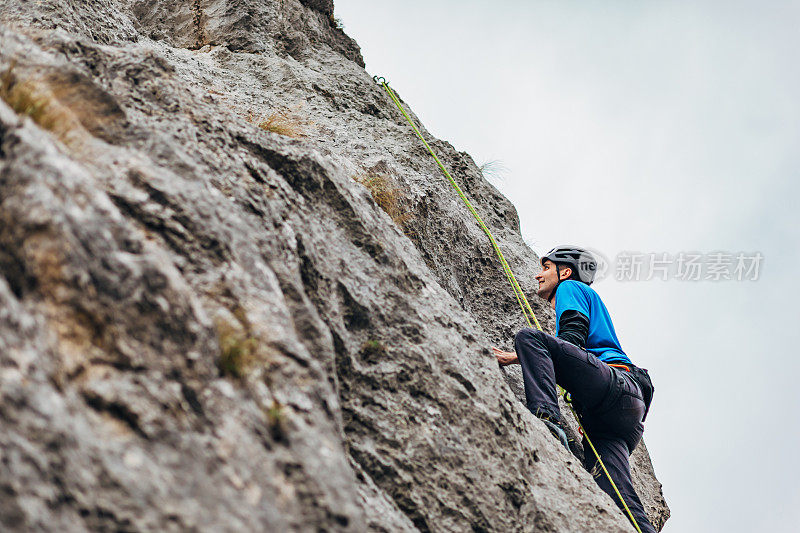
373,76 -> 542,332
375,76 -> 644,533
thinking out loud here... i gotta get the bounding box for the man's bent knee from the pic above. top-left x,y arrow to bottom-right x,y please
515,328 -> 546,345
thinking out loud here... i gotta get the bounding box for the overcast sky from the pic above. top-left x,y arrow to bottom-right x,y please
335,1 -> 800,531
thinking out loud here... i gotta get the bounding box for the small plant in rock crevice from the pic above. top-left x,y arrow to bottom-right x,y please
328,13 -> 345,30
478,159 -> 508,183
265,400 -> 288,442
0,62 -> 72,136
359,340 -> 387,364
215,319 -> 259,379
353,172 -> 411,229
247,106 -> 313,139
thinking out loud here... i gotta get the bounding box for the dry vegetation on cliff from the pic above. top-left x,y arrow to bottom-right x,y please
248,107 -> 313,138
353,172 -> 411,228
0,64 -> 68,135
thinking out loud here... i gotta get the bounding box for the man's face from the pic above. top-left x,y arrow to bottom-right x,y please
536,259 -> 569,299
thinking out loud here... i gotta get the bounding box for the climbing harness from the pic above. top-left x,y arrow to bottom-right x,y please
375,77 -> 644,533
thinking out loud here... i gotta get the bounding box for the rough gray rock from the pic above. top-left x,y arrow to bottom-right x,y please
0,1 -> 668,531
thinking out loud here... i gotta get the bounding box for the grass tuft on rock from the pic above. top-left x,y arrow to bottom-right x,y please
328,13 -> 345,30
359,340 -> 387,364
478,159 -> 508,183
216,320 -> 258,378
353,173 -> 411,228
0,63 -> 70,134
251,109 -> 311,138
265,400 -> 288,442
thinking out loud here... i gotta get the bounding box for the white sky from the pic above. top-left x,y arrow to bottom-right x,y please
335,1 -> 800,531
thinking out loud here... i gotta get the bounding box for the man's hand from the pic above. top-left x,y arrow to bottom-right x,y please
492,347 -> 519,366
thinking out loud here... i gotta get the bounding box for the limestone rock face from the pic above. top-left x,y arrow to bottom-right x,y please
0,1 -> 668,531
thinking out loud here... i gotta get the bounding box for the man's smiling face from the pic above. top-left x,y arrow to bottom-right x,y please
535,259 -> 570,300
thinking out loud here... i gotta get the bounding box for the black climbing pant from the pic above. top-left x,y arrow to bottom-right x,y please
514,328 -> 657,533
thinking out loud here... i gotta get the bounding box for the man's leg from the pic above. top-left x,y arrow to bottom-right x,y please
514,328 -> 559,419
584,436 -> 657,533
514,328 -> 614,420
515,328 -> 656,531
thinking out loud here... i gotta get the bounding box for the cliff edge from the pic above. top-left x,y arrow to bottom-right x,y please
0,1 -> 668,531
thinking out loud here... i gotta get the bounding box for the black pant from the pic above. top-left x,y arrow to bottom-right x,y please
515,328 -> 657,533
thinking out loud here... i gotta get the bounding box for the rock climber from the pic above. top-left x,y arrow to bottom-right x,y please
493,246 -> 657,533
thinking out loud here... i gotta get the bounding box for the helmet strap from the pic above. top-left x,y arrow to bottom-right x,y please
548,264 -> 561,302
